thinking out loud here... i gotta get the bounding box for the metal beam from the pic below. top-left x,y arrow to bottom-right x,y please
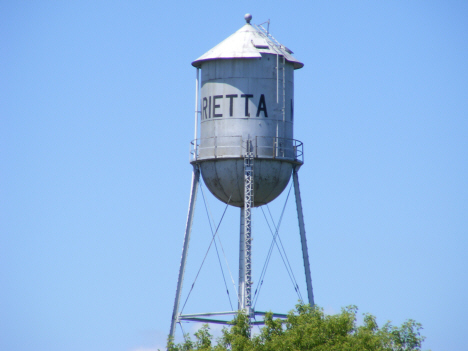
292,167 -> 314,306
180,310 -> 289,319
169,166 -> 200,338
178,317 -> 277,326
180,311 -> 237,318
179,317 -> 231,325
254,311 -> 288,318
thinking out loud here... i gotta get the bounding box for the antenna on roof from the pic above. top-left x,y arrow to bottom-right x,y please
258,19 -> 270,34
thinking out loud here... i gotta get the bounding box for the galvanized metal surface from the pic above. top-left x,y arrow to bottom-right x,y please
200,158 -> 293,208
179,310 -> 287,318
169,15 -> 315,341
193,68 -> 200,154
169,166 -> 200,339
180,311 -> 237,317
192,22 -> 303,69
177,310 -> 289,326
238,209 -> 245,309
177,317 -> 278,326
198,57 -> 294,152
194,33 -> 299,208
242,143 -> 254,313
293,168 -> 315,306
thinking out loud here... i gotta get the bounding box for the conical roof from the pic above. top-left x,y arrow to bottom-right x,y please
192,18 -> 303,69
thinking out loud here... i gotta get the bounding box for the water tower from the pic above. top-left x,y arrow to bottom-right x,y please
170,14 -> 314,338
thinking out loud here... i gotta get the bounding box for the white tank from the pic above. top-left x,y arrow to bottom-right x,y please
191,15 -> 304,207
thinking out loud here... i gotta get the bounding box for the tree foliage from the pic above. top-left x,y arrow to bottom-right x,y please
167,304 -> 426,351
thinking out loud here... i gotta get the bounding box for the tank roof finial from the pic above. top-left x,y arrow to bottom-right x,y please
244,13 -> 252,24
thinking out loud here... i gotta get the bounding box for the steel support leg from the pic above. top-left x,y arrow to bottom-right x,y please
292,167 -> 315,306
169,165 -> 200,339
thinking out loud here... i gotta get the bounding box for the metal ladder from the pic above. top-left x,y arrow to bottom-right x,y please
254,24 -> 286,157
243,140 -> 254,313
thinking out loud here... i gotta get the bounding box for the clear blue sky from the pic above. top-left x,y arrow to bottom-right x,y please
1,1 -> 467,350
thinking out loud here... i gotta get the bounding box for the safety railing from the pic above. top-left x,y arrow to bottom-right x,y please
190,136 -> 303,164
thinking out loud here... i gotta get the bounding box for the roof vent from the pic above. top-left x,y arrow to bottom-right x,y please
251,38 -> 269,49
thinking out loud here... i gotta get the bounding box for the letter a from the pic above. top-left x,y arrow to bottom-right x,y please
256,94 -> 268,117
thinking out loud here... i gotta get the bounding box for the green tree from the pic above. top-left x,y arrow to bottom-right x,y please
167,304 -> 426,351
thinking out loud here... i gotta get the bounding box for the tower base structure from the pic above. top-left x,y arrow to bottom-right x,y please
169,150 -> 314,340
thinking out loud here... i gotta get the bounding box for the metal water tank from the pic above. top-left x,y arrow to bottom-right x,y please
191,15 -> 304,207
